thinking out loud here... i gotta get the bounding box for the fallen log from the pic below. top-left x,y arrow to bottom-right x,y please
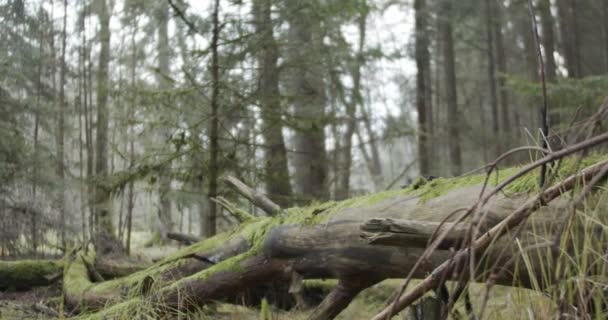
69,154 -> 608,319
370,158 -> 608,320
63,229 -> 250,311
0,260 -> 63,290
167,231 -> 202,245
360,218 -> 499,249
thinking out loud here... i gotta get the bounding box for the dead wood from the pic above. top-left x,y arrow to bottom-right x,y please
56,141 -> 607,320
0,260 -> 63,290
167,231 -> 202,245
371,159 -> 608,320
223,175 -> 282,216
308,279 -> 379,320
360,218 -> 498,249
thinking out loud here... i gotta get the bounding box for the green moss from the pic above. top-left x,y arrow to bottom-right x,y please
0,259 -> 63,290
76,154 -> 608,319
410,153 -> 608,203
302,279 -> 338,292
260,298 -> 271,320
73,299 -> 149,320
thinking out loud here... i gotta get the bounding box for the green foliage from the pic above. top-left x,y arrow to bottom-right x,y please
0,88 -> 27,195
507,75 -> 608,129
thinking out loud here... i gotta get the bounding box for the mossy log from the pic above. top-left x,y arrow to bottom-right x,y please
0,257 -> 150,292
69,157 -> 608,319
0,260 -> 63,290
63,234 -> 249,312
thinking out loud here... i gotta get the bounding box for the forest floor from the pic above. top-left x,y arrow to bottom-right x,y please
0,279 -> 552,319
0,283 -> 60,319
196,280 -> 553,320
0,232 -> 554,319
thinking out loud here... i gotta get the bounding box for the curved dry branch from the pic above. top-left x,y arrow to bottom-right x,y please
371,159 -> 608,320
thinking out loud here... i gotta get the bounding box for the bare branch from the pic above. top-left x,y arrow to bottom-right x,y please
223,175 -> 282,216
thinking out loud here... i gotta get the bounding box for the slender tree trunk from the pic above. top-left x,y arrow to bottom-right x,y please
56,0 -> 68,249
94,0 -> 115,239
359,101 -> 383,188
49,0 -> 59,245
493,0 -> 510,151
336,3 -> 367,200
207,0 -> 221,237
519,3 -> 540,132
557,0 -> 578,78
438,0 -> 462,176
125,141 -> 134,254
329,74 -> 341,199
252,0 -> 293,207
85,38 -> 95,237
156,0 -> 174,242
286,0 -> 329,202
78,16 -> 87,243
32,12 -> 45,255
125,25 -> 137,255
415,0 -> 432,177
569,0 -> 582,78
484,0 -> 499,158
539,0 -> 557,83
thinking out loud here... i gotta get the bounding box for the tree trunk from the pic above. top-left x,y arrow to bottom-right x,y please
556,0 -> 579,78
438,0 -> 462,176
414,0 -> 432,177
32,12 -> 44,255
94,0 -> 120,250
206,0 -> 221,237
56,0 -> 68,249
493,0 -> 510,151
484,0 -> 500,158
84,28 -> 95,237
156,0 -> 174,243
252,0 -> 293,207
287,0 -> 329,202
539,0 -> 557,83
358,103 -> 383,188
336,3 -> 367,200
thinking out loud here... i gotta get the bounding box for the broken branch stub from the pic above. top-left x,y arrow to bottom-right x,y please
223,175 -> 282,216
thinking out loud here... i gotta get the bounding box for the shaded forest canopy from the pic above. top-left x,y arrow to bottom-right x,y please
1,0 -> 608,319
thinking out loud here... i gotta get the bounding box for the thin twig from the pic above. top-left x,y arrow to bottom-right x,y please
373,158 -> 608,320
376,133 -> 608,319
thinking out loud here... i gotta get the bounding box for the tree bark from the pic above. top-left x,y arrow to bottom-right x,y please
539,0 -> 557,83
336,3 -> 367,200
56,0 -> 68,249
414,0 -> 432,177
252,0 -> 293,207
155,0 -> 174,243
493,0 -> 510,150
207,0 -> 221,237
94,0 -> 114,239
556,0 -> 579,78
484,0 -> 500,159
438,0 -> 462,176
286,0 -> 329,202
